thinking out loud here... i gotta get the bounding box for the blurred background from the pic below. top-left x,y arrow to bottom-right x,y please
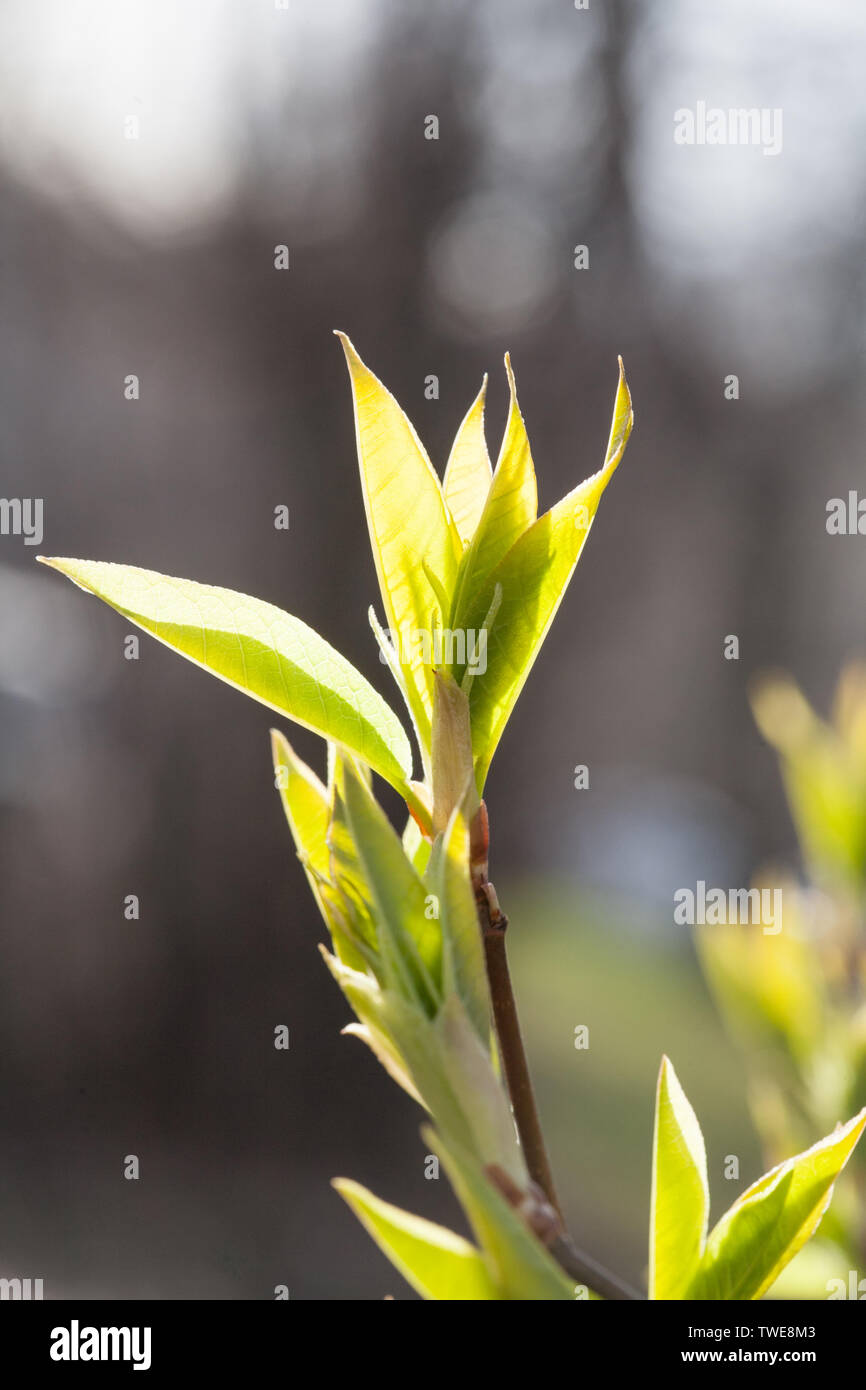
1,0 -> 865,1298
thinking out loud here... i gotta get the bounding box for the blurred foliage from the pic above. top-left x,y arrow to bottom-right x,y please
697,665 -> 866,1296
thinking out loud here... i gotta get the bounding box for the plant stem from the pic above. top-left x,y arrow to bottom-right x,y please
482,910 -> 561,1213
477,883 -> 642,1301
550,1232 -> 643,1303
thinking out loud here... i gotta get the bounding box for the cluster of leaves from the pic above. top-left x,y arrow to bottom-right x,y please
271,730 -> 574,1298
697,667 -> 866,1293
40,335 -> 629,1299
41,338 -> 865,1299
651,1057 -> 865,1299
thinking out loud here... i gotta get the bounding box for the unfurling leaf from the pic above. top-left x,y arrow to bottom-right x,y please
270,729 -> 330,882
450,356 -> 633,790
337,333 -> 461,755
442,376 -> 493,546
448,352 -> 537,631
342,762 -> 442,1012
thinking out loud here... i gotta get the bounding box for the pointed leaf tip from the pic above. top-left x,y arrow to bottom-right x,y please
333,1177 -> 498,1300
650,1056 -> 709,1300
338,337 -> 461,755
443,375 -> 493,546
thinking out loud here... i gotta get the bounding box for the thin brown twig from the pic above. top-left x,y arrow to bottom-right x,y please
481,900 -> 561,1214
474,869 -> 642,1301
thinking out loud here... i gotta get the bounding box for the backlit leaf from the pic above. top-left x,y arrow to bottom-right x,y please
342,763 -> 442,1012
333,1179 -> 498,1300
270,729 -> 330,881
649,1057 -> 709,1299
337,334 -> 461,752
686,1108 -> 866,1300
448,353 -> 537,629
40,558 -> 413,792
442,376 -> 493,546
451,357 -> 633,789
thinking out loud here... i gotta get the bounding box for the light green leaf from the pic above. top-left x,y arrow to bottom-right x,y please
425,1125 -> 575,1300
269,734 -> 376,972
443,376 -> 493,546
321,763 -> 383,971
333,1178 -> 499,1300
337,334 -> 461,752
448,353 -> 537,630
316,880 -> 379,975
451,357 -> 633,789
327,753 -> 377,909
686,1107 -> 866,1300
270,729 -> 330,880
342,763 -> 442,1013
40,558 -> 413,793
649,1056 -> 709,1300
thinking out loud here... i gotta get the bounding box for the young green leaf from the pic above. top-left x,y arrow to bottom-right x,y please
269,734 -> 377,973
337,334 -> 462,750
448,353 -> 538,629
333,1179 -> 499,1300
685,1107 -> 866,1300
328,753 -> 379,920
442,376 -> 493,546
451,358 -> 633,789
39,558 -> 414,792
342,762 -> 442,1012
270,729 -> 330,881
649,1056 -> 709,1300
